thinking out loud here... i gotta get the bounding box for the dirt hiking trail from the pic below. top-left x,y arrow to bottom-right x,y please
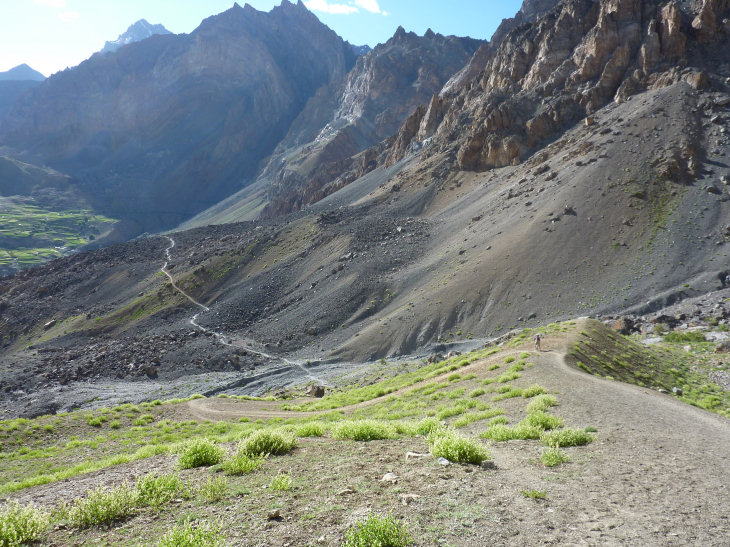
10,322 -> 730,545
179,322 -> 730,544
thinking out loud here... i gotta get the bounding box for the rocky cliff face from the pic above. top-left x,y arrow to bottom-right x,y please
259,28 -> 482,217
385,0 -> 730,173
0,1 -> 357,233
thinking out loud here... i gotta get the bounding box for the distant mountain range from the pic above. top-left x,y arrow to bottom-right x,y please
100,19 -> 172,54
0,0 -> 479,239
0,64 -> 45,82
0,65 -> 45,122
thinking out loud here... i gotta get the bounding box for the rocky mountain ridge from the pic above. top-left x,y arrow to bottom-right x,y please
100,19 -> 172,54
388,0 -> 730,173
259,26 -> 482,217
242,0 -> 562,218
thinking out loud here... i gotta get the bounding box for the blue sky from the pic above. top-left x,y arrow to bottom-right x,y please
1,1 -> 523,77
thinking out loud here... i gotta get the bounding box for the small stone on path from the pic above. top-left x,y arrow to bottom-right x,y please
381,472 -> 398,483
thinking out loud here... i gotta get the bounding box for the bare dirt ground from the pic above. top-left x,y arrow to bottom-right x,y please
11,323 -> 730,546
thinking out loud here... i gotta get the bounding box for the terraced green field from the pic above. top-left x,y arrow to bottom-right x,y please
0,200 -> 116,272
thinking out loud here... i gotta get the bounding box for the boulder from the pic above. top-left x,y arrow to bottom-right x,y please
308,385 -> 326,398
714,340 -> 730,353
611,317 -> 634,335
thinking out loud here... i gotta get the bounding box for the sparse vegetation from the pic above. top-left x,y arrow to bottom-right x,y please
427,429 -> 490,464
332,420 -> 395,441
269,472 -> 293,492
0,318 -> 720,545
525,394 -> 558,413
238,429 -> 298,456
157,520 -> 224,547
521,489 -> 547,500
136,473 -> 190,507
0,500 -> 50,546
178,439 -> 224,469
569,319 -> 729,417
541,446 -> 570,467
540,428 -> 594,447
664,331 -> 706,343
199,476 -> 228,502
342,514 -> 412,547
223,452 -> 265,475
67,484 -> 138,528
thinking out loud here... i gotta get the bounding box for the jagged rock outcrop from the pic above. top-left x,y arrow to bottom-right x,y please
0,1 -> 359,234
387,0 -> 730,172
441,0 -> 561,94
260,27 -> 482,217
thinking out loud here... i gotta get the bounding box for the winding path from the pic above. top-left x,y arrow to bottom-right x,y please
161,236 -> 327,386
179,321 -> 730,545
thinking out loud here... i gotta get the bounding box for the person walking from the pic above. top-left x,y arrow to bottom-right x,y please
533,333 -> 542,351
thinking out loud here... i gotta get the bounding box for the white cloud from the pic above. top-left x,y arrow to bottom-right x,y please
58,10 -> 79,22
304,0 -> 359,14
355,0 -> 383,14
33,0 -> 67,7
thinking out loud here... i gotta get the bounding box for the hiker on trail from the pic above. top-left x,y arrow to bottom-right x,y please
533,333 -> 542,351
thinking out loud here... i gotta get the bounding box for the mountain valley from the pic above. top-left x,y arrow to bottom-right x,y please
1,0 -> 729,545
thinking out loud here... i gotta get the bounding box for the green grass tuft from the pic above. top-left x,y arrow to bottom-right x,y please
68,484 -> 137,528
157,520 -> 224,547
332,420 -> 396,441
342,514 -> 412,547
413,417 -> 444,436
522,384 -> 548,398
238,429 -> 297,456
178,439 -> 224,469
0,500 -> 50,546
480,423 -> 542,441
199,476 -> 227,502
452,408 -> 505,428
223,452 -> 264,475
540,428 -> 594,447
269,472 -> 293,492
293,422 -> 326,437
136,473 -> 190,507
522,411 -> 563,430
525,394 -> 558,413
540,446 -> 570,467
427,429 -> 490,464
